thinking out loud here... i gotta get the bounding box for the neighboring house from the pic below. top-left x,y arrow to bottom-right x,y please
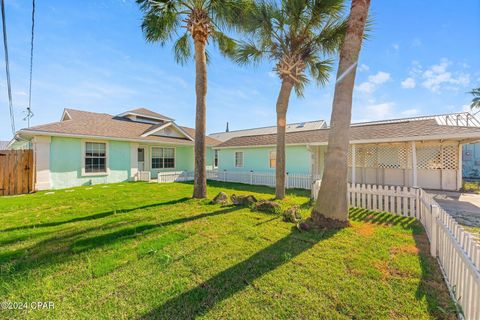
462,143 -> 480,179
9,108 -> 219,190
0,141 -> 9,150
214,112 -> 480,191
209,120 -> 327,142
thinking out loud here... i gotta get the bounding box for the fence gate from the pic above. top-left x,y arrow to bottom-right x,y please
0,150 -> 34,196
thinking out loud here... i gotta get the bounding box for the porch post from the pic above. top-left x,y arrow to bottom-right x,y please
130,143 -> 139,181
457,143 -> 462,190
33,136 -> 51,190
411,141 -> 417,187
351,144 -> 356,185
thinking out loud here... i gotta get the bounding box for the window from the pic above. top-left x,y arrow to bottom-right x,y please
214,150 -> 219,168
152,147 -> 175,169
235,151 -> 243,168
85,142 -> 107,173
269,151 -> 276,168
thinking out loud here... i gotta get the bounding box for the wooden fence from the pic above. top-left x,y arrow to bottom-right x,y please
312,180 -> 480,319
0,150 -> 34,196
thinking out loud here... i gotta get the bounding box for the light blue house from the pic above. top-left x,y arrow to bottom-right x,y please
9,109 -> 480,192
212,113 -> 480,191
10,108 -> 218,190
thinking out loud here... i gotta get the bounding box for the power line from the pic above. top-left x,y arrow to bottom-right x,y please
1,0 -> 15,136
25,0 -> 35,127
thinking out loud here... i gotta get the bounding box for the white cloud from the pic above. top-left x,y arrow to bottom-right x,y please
356,71 -> 391,94
400,108 -> 420,117
401,77 -> 416,89
358,64 -> 369,72
421,59 -> 470,93
392,43 -> 400,51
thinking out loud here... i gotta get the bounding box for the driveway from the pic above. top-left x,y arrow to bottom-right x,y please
427,190 -> 480,228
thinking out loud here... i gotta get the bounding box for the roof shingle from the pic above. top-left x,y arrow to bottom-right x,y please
22,109 -> 220,146
216,119 -> 480,148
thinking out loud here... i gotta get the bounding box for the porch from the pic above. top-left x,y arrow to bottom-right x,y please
310,140 -> 463,191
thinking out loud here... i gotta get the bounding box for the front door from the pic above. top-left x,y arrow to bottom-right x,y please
138,148 -> 145,171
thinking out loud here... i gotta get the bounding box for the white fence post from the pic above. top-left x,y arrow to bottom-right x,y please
250,170 -> 253,185
286,172 -> 289,189
430,204 -> 439,257
223,170 -> 226,182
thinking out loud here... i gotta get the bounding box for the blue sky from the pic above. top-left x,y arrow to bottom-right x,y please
1,0 -> 479,140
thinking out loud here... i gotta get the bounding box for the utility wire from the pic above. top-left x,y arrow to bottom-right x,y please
1,0 -> 15,136
26,0 -> 35,127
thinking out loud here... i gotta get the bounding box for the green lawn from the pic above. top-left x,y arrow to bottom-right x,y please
0,181 -> 455,319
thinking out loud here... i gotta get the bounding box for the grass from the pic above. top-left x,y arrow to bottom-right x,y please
0,181 -> 456,319
461,180 -> 480,194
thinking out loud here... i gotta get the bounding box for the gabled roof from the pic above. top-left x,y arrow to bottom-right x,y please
209,120 -> 327,142
117,108 -> 174,121
19,108 -> 220,146
215,116 -> 480,148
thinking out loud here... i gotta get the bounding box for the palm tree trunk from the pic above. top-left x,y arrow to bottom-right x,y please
275,79 -> 294,199
311,0 -> 370,227
193,39 -> 207,199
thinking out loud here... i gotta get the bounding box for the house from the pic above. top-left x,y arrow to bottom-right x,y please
213,112 -> 480,191
9,108 -> 219,190
0,141 -> 9,150
8,108 -> 480,192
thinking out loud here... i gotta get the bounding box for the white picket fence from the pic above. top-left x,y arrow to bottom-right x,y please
157,170 -> 479,318
157,170 -> 321,190
312,180 -> 480,319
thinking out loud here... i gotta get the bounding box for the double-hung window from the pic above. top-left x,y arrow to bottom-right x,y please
214,150 -> 219,168
85,142 -> 107,173
235,151 -> 243,168
269,151 -> 276,168
152,147 -> 175,169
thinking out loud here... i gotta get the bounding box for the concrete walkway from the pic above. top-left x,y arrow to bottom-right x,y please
427,190 -> 480,228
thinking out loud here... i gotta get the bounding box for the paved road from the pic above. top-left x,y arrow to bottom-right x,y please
427,190 -> 480,228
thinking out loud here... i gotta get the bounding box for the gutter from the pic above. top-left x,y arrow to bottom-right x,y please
214,133 -> 480,149
17,129 -> 218,147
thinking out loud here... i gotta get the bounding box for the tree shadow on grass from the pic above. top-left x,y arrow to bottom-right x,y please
139,228 -> 337,320
349,207 -> 417,229
1,197 -> 191,232
412,228 -> 458,319
0,206 -> 240,278
71,206 -> 240,253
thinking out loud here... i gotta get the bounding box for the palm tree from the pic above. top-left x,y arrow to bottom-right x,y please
470,88 -> 480,109
311,0 -> 370,229
234,0 -> 347,199
137,0 -> 243,199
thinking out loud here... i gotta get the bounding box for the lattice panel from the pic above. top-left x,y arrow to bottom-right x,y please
377,144 -> 409,169
441,145 -> 458,170
416,145 -> 442,169
347,143 -> 457,170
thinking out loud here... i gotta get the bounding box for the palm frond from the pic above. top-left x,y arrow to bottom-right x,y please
234,41 -> 265,65
211,31 -> 237,58
307,58 -> 333,86
469,88 -> 480,109
173,32 -> 192,64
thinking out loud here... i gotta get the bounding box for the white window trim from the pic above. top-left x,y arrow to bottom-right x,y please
81,140 -> 110,177
150,146 -> 176,170
235,151 -> 244,168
